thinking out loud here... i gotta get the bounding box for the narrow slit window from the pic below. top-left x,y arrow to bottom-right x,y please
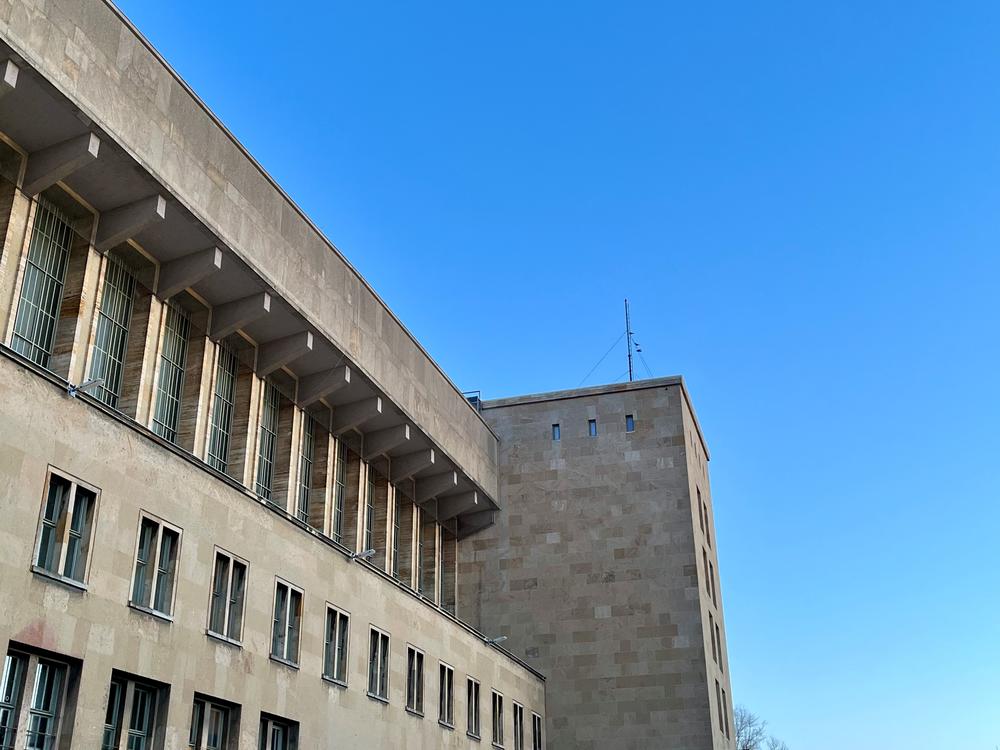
625,414 -> 635,432
551,424 -> 560,441
588,419 -> 597,437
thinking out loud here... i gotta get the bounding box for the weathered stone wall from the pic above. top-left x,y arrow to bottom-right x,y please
460,379 -> 734,750
0,353 -> 543,748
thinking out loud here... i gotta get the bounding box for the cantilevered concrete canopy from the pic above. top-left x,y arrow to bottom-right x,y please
0,40 -> 498,536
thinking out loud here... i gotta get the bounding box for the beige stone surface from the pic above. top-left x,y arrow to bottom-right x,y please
460,379 -> 734,750
0,354 -> 543,747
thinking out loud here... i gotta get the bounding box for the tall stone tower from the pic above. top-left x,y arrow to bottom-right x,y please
459,377 -> 735,750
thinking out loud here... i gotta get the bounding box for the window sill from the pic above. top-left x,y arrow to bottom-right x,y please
405,707 -> 425,719
206,630 -> 242,649
127,602 -> 173,623
367,692 -> 389,705
321,675 -> 348,690
467,732 -> 481,742
269,655 -> 299,671
439,720 -> 455,731
30,565 -> 88,592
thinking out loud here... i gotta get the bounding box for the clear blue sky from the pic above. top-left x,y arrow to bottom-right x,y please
116,2 -> 1000,747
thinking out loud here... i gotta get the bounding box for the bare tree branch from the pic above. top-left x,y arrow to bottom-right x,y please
734,705 -> 769,750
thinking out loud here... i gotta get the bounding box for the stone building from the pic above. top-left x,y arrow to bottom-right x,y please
0,1 -> 732,749
461,381 -> 734,749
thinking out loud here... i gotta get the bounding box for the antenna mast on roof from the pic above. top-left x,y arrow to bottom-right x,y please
625,298 -> 634,382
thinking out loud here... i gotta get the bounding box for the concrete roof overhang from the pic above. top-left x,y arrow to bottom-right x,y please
0,48 -> 498,535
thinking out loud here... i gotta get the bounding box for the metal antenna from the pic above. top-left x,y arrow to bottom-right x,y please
625,298 -> 634,382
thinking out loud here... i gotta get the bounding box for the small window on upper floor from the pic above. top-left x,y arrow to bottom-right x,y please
551,424 -> 560,441
625,414 -> 635,433
34,469 -> 99,587
588,419 -> 597,437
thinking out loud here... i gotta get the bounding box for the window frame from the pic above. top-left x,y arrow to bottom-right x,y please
258,713 -> 298,750
587,418 -> 597,437
366,626 -> 391,703
269,578 -> 303,668
551,424 -> 560,441
405,644 -> 425,717
128,511 -> 183,621
31,466 -> 100,589
322,604 -> 350,688
625,413 -> 635,433
466,677 -> 481,740
531,712 -> 543,750
206,547 -> 249,646
512,701 -> 525,750
438,661 -> 454,729
491,690 -> 504,748
188,693 -> 237,750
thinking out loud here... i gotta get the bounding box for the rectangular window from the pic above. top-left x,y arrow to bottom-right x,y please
332,440 -> 347,544
206,344 -> 238,473
716,623 -> 725,673
258,714 -> 297,750
405,646 -> 424,715
722,688 -> 730,738
255,381 -> 280,501
323,606 -> 350,685
151,303 -> 191,443
296,414 -> 315,523
4,650 -> 75,750
10,198 -> 73,368
364,467 -> 375,553
709,560 -> 717,606
531,713 -> 542,750
697,487 -> 705,533
625,414 -> 635,432
131,515 -> 181,617
34,469 -> 98,585
367,628 -> 390,701
709,612 -> 717,663
102,678 -> 124,749
102,672 -> 164,750
438,663 -> 454,727
466,678 -> 481,739
88,255 -> 136,408
189,695 -> 236,750
551,424 -> 560,441
208,549 -> 247,643
715,680 -> 724,733
390,494 -> 401,580
269,580 -> 302,665
513,702 -> 524,750
491,691 -> 504,747
588,419 -> 597,437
